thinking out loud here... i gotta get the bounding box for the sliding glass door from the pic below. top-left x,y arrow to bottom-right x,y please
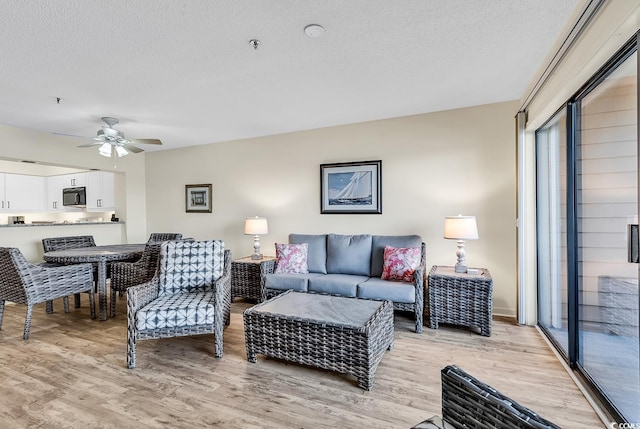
537,109 -> 569,357
536,40 -> 639,423
576,50 -> 638,422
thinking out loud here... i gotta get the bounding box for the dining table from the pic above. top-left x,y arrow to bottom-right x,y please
43,243 -> 145,321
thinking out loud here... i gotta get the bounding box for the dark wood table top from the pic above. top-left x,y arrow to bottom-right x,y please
43,244 -> 145,263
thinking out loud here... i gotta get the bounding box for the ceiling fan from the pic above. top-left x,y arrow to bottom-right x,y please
78,117 -> 162,158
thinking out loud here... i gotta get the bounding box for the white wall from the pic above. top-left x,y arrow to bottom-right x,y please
146,101 -> 519,316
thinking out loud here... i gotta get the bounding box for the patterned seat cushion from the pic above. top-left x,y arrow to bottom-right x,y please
136,291 -> 216,330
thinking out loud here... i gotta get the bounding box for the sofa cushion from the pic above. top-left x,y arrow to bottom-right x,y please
289,234 -> 327,274
326,233 -> 372,276
381,245 -> 421,282
357,277 -> 416,303
308,274 -> 367,297
265,272 -> 323,292
274,243 -> 308,274
136,290 -> 215,330
371,235 -> 422,277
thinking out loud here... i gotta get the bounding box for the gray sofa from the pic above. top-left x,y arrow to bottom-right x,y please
260,233 -> 426,333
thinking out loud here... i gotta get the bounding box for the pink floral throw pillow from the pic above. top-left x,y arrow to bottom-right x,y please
274,243 -> 309,274
381,245 -> 421,282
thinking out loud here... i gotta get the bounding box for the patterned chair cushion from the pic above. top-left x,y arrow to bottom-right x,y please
136,291 -> 216,330
158,240 -> 225,295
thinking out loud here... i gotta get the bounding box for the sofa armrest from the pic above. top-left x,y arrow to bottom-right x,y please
259,258 -> 276,302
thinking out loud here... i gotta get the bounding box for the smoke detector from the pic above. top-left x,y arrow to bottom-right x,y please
304,24 -> 325,38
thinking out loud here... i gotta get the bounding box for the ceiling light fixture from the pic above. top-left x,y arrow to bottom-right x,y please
115,145 -> 129,157
304,24 -> 325,38
249,39 -> 261,50
98,143 -> 112,158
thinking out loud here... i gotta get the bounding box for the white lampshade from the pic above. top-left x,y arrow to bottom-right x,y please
115,145 -> 129,157
244,217 -> 269,235
98,143 -> 112,158
443,215 -> 479,240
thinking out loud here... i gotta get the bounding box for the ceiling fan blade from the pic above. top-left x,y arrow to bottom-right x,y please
122,143 -> 144,153
54,132 -> 90,139
78,142 -> 103,148
130,138 -> 162,145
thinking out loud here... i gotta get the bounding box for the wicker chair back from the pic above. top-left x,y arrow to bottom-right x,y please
441,365 -> 560,429
0,248 -> 29,303
42,235 -> 96,252
147,233 -> 183,243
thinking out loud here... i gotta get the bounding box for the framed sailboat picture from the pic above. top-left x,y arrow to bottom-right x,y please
320,160 -> 382,214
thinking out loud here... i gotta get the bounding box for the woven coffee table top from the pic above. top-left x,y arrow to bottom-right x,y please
247,290 -> 383,329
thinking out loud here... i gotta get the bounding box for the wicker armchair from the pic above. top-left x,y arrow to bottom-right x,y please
0,247 -> 95,340
42,235 -> 97,310
126,240 -> 231,369
411,365 -> 560,429
147,233 -> 183,243
109,241 -> 163,317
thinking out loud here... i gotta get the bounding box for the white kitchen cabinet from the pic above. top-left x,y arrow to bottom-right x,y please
2,173 -> 47,212
61,172 -> 86,188
46,175 -> 66,211
86,171 -> 114,211
0,174 -> 4,211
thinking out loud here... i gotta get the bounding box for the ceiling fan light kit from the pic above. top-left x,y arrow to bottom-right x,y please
78,116 -> 162,158
98,143 -> 112,157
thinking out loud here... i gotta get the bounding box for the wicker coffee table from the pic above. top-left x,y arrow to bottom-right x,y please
243,290 -> 394,390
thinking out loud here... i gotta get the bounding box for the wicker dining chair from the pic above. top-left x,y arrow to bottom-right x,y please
109,241 -> 164,317
126,240 -> 231,369
0,247 -> 96,340
146,233 -> 183,243
42,235 -> 97,310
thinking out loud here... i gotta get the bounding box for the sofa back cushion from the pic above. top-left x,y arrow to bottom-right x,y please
326,233 -> 372,276
289,233 -> 328,274
371,235 -> 423,277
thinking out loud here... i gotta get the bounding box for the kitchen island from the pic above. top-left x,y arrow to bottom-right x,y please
0,221 -> 127,262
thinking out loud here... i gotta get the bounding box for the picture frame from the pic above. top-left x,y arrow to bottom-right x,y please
185,184 -> 212,213
320,160 -> 382,214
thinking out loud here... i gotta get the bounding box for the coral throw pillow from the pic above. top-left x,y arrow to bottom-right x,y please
274,243 -> 309,274
381,245 -> 421,282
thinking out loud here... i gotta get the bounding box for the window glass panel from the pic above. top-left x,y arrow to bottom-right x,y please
536,109 -> 569,356
577,51 -> 639,422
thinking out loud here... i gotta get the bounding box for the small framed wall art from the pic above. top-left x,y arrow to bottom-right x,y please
185,184 -> 212,213
320,160 -> 382,214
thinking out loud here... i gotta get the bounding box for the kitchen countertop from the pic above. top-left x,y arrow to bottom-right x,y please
0,221 -> 125,227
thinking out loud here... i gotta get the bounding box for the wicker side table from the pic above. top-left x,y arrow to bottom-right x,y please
428,265 -> 493,336
231,256 -> 276,302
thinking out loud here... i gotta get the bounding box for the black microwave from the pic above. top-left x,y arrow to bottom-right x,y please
62,186 -> 87,206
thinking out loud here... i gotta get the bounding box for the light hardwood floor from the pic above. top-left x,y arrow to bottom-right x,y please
0,297 -> 604,428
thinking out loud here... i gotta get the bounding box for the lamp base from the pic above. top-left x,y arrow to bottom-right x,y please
251,235 -> 263,260
454,263 -> 468,273
454,240 -> 468,273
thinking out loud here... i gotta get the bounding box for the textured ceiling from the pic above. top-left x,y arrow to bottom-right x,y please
0,0 -> 578,152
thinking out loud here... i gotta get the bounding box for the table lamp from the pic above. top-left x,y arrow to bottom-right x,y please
244,216 -> 269,260
444,215 -> 479,273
